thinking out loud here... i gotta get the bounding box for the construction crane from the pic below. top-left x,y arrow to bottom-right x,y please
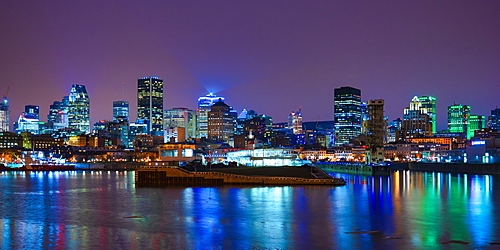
2,85 -> 10,104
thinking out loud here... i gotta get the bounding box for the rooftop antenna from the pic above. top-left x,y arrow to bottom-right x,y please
122,83 -> 125,100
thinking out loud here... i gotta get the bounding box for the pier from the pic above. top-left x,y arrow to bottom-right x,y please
135,165 -> 346,187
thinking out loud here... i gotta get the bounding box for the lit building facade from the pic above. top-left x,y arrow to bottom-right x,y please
469,115 -> 486,139
489,108 -> 500,131
287,109 -> 303,134
417,96 -> 437,133
113,101 -> 129,121
68,84 -> 90,134
334,86 -> 362,146
387,118 -> 402,143
0,95 -> 9,132
47,96 -> 69,131
164,107 -> 197,140
447,104 -> 470,138
137,76 -> 163,136
14,105 -> 41,134
197,93 -> 224,139
208,99 -> 235,144
402,96 -> 433,138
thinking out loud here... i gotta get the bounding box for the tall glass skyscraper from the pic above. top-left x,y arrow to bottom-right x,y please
334,86 -> 362,146
0,95 -> 9,132
137,76 -> 163,136
417,96 -> 437,133
287,109 -> 303,135
68,84 -> 90,133
448,104 -> 470,135
113,101 -> 129,121
48,96 -> 69,131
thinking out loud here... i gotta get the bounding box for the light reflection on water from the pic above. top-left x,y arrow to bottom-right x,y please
0,170 -> 498,249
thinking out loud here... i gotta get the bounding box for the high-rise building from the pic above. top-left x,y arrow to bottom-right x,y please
287,109 -> 303,135
366,100 -> 386,147
489,108 -> 500,131
197,93 -> 224,139
68,84 -> 90,134
0,94 -> 9,132
334,86 -> 362,146
416,96 -> 437,133
164,107 -> 197,141
113,101 -> 129,121
387,118 -> 402,143
447,104 -> 470,137
14,105 -> 40,135
402,96 -> 433,138
47,96 -> 69,131
137,76 -> 163,136
24,105 -> 39,120
469,115 -> 486,139
208,99 -> 235,143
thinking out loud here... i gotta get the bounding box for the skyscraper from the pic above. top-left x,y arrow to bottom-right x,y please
447,104 -> 470,135
208,99 -> 235,143
113,101 -> 129,121
469,115 -> 486,138
0,94 -> 9,132
47,96 -> 69,131
489,108 -> 500,130
417,96 -> 437,133
287,109 -> 303,135
402,96 -> 433,138
366,100 -> 386,148
137,76 -> 163,135
197,93 -> 224,139
334,86 -> 362,146
68,84 -> 90,133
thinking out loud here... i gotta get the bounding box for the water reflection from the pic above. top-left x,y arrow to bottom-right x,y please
0,170 -> 497,248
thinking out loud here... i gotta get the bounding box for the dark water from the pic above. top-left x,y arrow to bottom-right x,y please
0,170 -> 498,249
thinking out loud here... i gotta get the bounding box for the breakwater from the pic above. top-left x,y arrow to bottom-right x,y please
135,166 -> 346,187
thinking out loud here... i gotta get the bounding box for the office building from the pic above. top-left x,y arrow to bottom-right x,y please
447,104 -> 470,137
469,115 -> 486,139
137,76 -> 163,136
68,84 -> 90,134
0,94 -> 9,132
113,101 -> 129,121
334,86 -> 363,146
489,108 -> 500,131
416,96 -> 437,133
288,109 -> 303,135
197,93 -> 224,139
24,105 -> 39,119
402,96 -> 433,138
164,107 -> 197,141
208,99 -> 235,143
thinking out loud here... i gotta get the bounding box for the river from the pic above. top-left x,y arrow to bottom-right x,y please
0,170 -> 497,249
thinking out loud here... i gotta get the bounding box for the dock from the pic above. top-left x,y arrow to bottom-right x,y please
135,165 -> 346,187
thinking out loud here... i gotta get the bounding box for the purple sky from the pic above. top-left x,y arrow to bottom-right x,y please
1,1 -> 499,131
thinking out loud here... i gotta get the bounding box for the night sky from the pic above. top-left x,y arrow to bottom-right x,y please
1,1 -> 499,131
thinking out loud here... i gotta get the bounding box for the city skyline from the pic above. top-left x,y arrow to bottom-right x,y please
1,1 -> 499,130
